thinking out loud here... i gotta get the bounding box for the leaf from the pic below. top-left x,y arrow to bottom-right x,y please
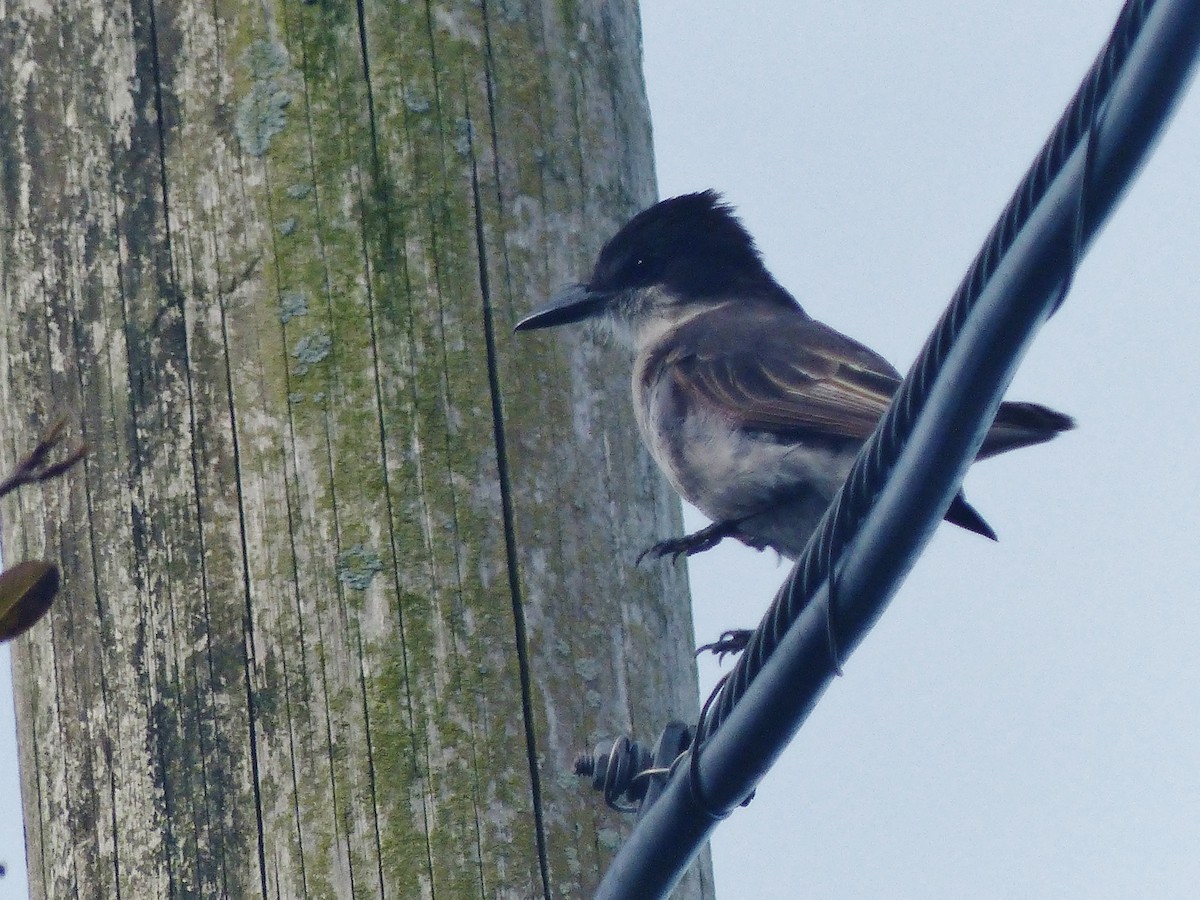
0,560 -> 60,641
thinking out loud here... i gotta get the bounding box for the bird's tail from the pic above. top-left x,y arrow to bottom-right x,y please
945,493 -> 998,540
977,401 -> 1075,460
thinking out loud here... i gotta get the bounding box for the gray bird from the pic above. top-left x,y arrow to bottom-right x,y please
516,191 -> 1073,562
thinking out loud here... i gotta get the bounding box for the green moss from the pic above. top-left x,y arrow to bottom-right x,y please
51,0 -> 684,894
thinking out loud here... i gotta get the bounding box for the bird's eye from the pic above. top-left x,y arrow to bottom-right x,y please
594,248 -> 659,290
624,254 -> 656,284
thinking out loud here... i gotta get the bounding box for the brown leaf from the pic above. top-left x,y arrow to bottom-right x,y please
0,560 -> 60,641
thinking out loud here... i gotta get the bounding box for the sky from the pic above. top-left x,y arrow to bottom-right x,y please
3,2 -> 1200,898
639,1 -> 1200,897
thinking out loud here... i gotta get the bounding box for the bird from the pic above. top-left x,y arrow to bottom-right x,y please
515,191 -> 1073,563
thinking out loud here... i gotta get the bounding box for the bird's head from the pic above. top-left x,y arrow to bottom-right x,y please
516,191 -> 791,348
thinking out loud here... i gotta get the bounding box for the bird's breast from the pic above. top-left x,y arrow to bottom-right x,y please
632,351 -> 855,524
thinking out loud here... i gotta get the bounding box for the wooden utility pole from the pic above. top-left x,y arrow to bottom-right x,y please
0,0 -> 713,896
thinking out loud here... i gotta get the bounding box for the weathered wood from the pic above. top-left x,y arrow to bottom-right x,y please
0,0 -> 713,896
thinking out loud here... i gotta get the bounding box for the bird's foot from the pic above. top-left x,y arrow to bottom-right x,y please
695,629 -> 754,662
636,519 -> 741,565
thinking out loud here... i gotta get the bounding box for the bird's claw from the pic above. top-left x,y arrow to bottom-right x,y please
695,628 -> 754,661
636,519 -> 741,566
636,536 -> 700,566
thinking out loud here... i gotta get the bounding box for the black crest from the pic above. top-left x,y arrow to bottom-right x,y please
589,191 -> 786,302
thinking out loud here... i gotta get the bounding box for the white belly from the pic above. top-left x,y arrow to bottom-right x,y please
632,357 -> 856,557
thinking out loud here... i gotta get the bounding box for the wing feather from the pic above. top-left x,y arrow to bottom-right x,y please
664,307 -> 901,440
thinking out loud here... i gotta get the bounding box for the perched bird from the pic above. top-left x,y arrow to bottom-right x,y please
516,191 -> 1073,562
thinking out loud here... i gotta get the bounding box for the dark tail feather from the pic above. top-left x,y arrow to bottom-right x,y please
945,492 -> 998,541
978,401 -> 1075,460
945,401 -> 1071,539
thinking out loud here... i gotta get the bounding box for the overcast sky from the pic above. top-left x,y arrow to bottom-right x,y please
641,2 -> 1200,897
4,2 -> 1200,897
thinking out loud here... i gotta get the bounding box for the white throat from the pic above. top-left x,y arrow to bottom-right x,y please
610,290 -> 734,354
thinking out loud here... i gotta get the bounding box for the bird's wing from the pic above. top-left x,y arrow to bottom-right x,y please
664,306 -> 902,440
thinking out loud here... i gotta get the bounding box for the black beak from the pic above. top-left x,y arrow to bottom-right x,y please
514,284 -> 610,332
